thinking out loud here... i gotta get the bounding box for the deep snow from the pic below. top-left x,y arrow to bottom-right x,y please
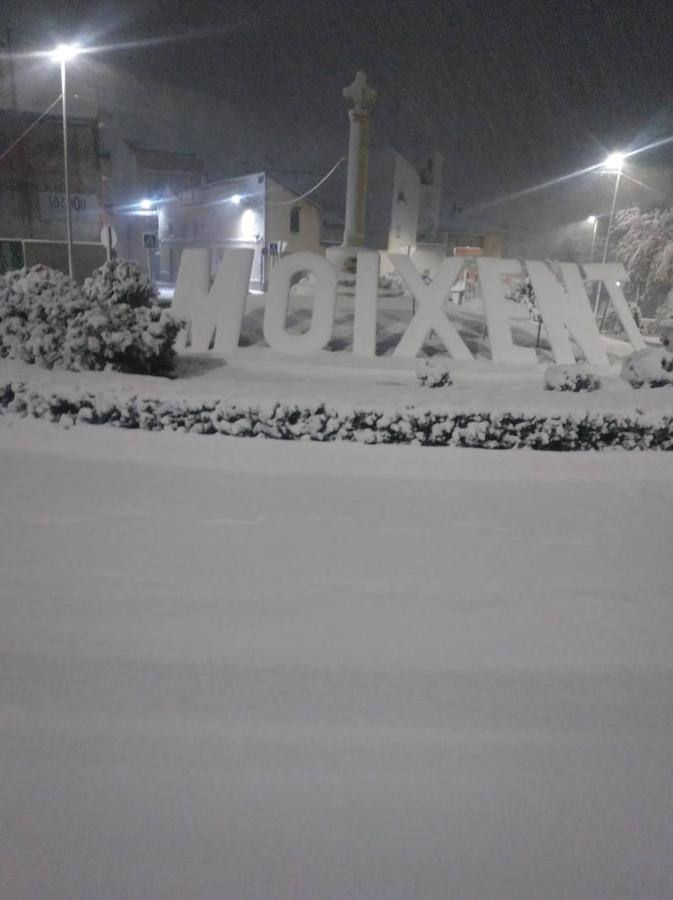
2,340 -> 673,421
1,420 -> 672,900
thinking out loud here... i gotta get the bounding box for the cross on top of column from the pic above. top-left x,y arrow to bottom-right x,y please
343,71 -> 377,113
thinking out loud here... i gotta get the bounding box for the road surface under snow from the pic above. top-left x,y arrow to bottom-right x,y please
1,420 -> 672,900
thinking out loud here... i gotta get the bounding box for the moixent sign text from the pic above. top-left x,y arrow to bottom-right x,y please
171,249 -> 645,366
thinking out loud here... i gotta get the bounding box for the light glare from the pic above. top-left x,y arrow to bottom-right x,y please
231,194 -> 242,205
603,152 -> 625,173
51,43 -> 80,63
587,215 -> 596,224
240,208 -> 257,238
139,198 -> 154,210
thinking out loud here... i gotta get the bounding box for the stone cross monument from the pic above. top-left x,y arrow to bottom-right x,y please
342,71 -> 377,249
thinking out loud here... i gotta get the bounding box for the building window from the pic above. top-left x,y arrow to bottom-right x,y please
290,206 -> 300,233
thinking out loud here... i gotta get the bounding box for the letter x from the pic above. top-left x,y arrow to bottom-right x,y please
389,256 -> 473,359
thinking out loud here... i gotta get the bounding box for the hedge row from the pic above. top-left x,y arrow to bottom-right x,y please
3,380 -> 673,450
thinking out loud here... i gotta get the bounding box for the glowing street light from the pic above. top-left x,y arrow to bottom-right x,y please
230,194 -> 242,205
50,43 -> 81,64
139,198 -> 154,210
602,152 -> 625,174
50,43 -> 82,278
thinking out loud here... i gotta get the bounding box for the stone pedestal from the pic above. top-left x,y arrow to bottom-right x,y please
343,107 -> 371,247
336,72 -> 377,270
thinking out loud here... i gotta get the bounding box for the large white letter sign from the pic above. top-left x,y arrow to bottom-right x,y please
389,255 -> 473,360
172,248 -> 209,351
583,263 -> 645,351
352,250 -> 380,357
526,261 -> 609,366
172,247 -> 254,352
262,252 -> 338,354
212,249 -> 255,353
477,258 -> 537,365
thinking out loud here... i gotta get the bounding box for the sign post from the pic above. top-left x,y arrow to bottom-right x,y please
100,225 -> 118,263
143,232 -> 158,279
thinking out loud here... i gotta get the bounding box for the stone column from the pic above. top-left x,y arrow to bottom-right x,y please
342,71 -> 377,248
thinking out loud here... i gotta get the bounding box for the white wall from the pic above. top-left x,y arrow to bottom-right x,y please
265,176 -> 321,256
387,153 -> 420,255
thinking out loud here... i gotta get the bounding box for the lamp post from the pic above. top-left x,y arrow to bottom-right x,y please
50,43 -> 80,279
587,215 -> 598,261
595,152 -> 625,326
586,215 -> 599,313
139,199 -> 156,277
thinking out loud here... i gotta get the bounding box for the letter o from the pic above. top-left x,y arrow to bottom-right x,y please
263,252 -> 338,354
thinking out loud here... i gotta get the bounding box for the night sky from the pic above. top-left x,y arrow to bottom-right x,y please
4,0 -> 673,226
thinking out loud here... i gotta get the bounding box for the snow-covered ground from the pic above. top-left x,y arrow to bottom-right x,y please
3,341 -> 673,421
1,419 -> 672,900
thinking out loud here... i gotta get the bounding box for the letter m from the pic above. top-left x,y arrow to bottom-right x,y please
172,248 -> 254,352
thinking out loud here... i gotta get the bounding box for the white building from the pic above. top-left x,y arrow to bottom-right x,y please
156,172 -> 321,288
368,149 -> 446,277
386,152 -> 421,257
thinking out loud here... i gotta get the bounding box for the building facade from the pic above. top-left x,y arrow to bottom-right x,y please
0,107 -> 107,277
156,173 -> 321,288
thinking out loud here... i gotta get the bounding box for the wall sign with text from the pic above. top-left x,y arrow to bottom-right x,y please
38,193 -> 99,222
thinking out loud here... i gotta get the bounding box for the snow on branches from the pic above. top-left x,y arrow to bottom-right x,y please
615,207 -> 673,325
0,262 -> 183,375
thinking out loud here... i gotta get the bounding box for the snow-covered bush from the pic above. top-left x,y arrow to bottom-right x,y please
621,347 -> 673,388
0,266 -> 91,368
638,317 -> 659,337
544,364 -> 601,392
0,263 -> 183,375
505,275 -> 539,321
416,357 -> 453,388
83,260 -> 158,308
378,272 -> 405,294
61,301 -> 183,374
3,380 -> 673,450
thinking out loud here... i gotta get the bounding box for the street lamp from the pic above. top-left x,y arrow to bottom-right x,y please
601,153 -> 625,267
586,215 -> 598,261
603,152 -> 626,175
50,43 -> 81,278
596,152 -> 625,324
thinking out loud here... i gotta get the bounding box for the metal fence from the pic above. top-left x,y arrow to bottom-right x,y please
0,238 -> 107,281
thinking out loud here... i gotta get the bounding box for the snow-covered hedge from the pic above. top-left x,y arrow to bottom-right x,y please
3,380 -> 673,450
621,347 -> 673,388
416,358 -> 453,388
0,263 -> 183,375
544,364 -> 601,392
